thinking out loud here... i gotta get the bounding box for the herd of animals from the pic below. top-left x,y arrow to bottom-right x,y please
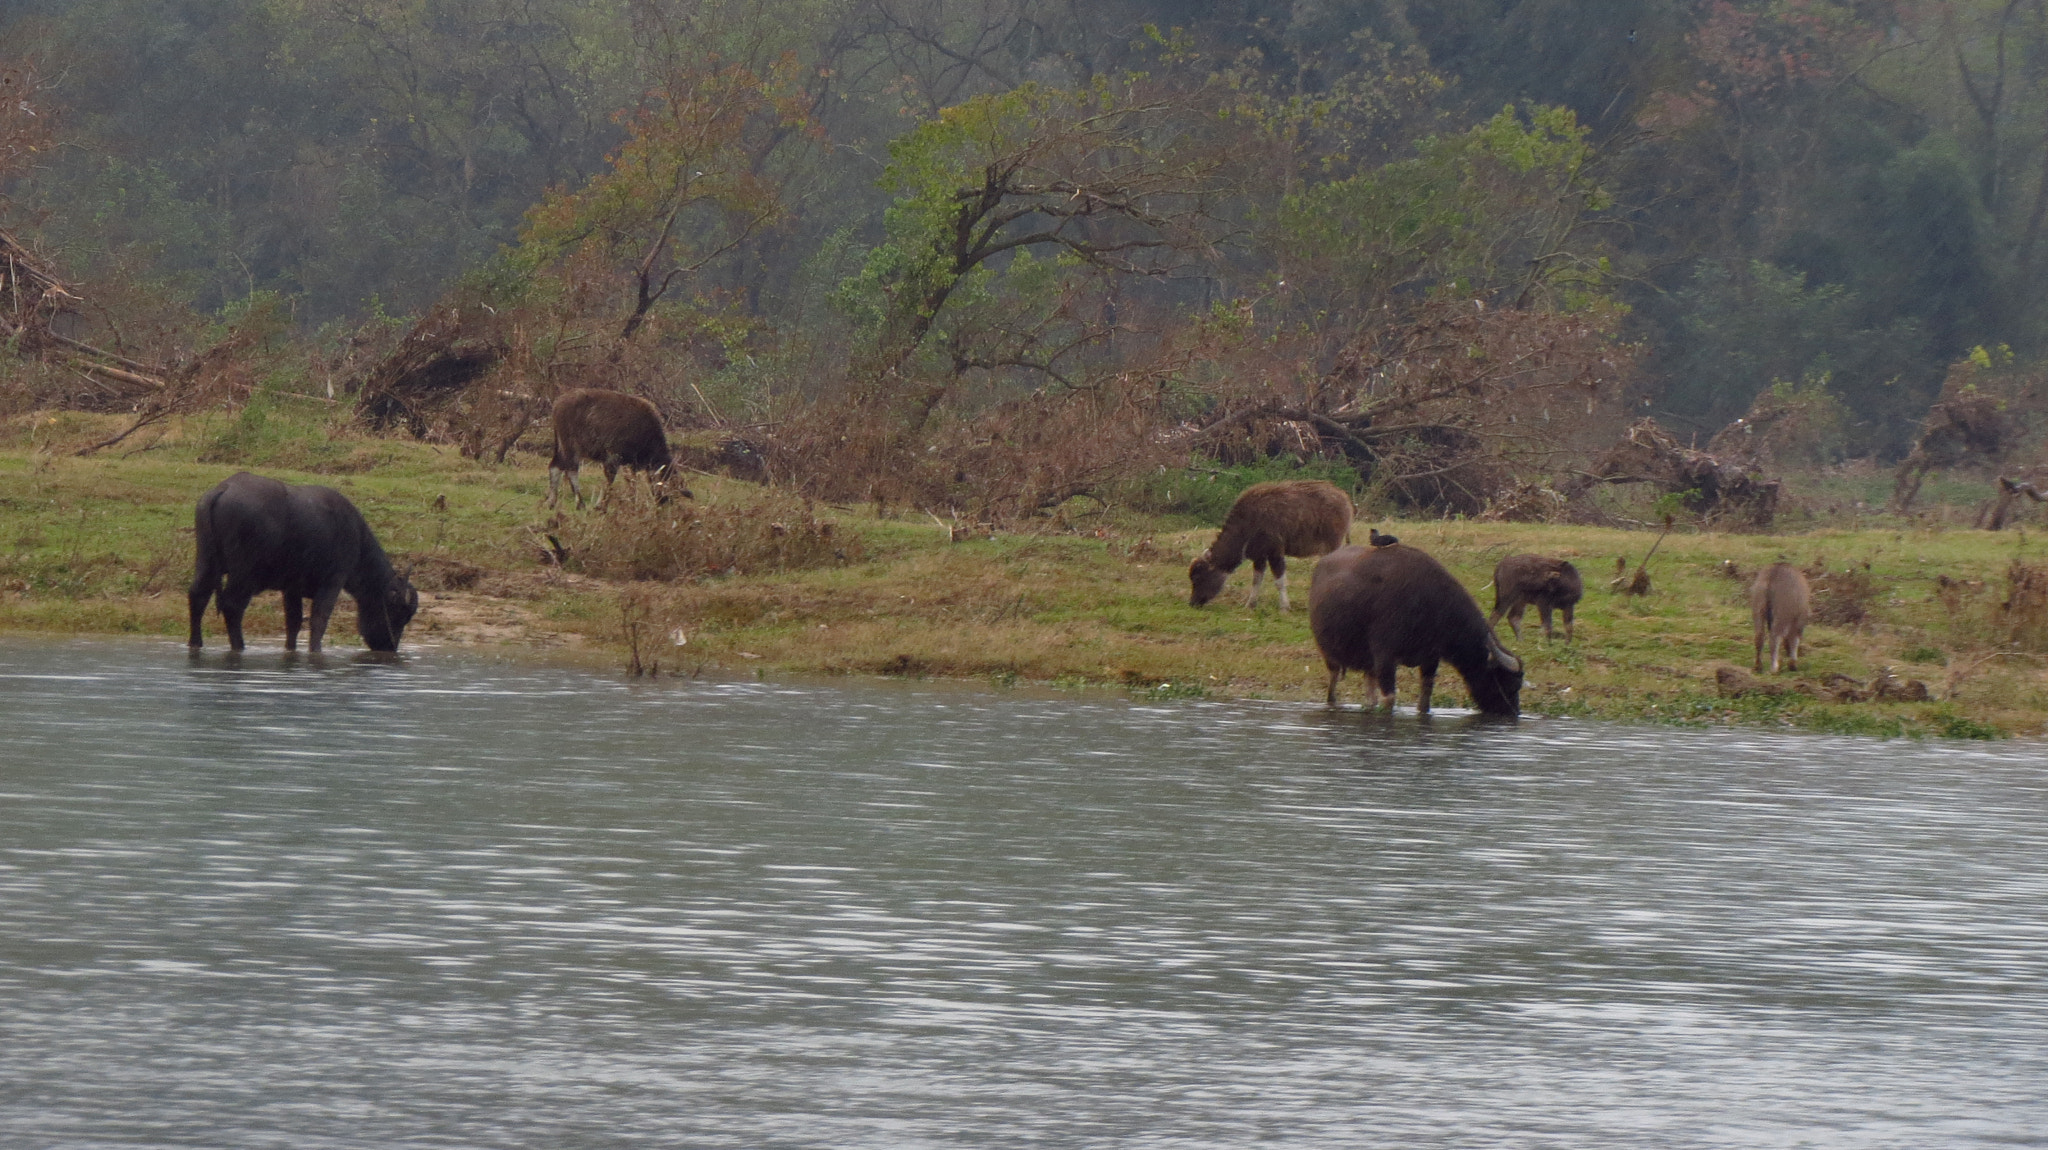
184,390 -> 1814,719
1182,478 -> 1813,719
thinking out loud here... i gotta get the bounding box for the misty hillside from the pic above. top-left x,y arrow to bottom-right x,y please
4,1 -> 2046,517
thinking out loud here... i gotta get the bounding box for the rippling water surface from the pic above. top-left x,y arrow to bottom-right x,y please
2,636 -> 2045,1148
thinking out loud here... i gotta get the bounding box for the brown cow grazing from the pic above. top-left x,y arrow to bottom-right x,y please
1310,543 -> 1524,716
188,471 -> 419,653
1490,554 -> 1584,642
1750,562 -> 1811,674
548,388 -> 690,509
1188,480 -> 1353,611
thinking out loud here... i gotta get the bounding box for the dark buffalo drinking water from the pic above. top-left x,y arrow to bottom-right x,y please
2,636 -> 2045,1147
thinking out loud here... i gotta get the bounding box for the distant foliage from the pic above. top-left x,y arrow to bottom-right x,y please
1708,376 -> 1853,470
22,0 -> 2048,472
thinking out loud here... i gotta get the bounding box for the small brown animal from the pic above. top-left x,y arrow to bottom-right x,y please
548,389 -> 690,509
1750,562 -> 1811,674
1368,527 -> 1398,547
1188,480 -> 1353,611
1308,543 -> 1524,716
1489,554 -> 1584,642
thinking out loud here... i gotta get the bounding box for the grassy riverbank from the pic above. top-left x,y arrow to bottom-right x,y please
4,408 -> 2044,738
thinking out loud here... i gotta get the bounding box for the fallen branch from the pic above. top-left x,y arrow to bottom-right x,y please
73,402 -> 178,456
1942,648 -> 2046,700
1982,476 -> 2048,530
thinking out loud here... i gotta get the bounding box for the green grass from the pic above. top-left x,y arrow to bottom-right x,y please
3,404 -> 2044,738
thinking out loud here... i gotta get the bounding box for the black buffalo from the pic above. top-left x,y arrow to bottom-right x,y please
187,471 -> 419,652
1309,542 -> 1524,716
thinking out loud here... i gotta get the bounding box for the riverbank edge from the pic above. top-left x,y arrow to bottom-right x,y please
4,531 -> 2040,743
2,426 -> 2043,740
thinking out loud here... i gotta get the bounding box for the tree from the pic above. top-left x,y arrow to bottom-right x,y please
514,55 -> 818,339
1178,103 -> 1638,513
1276,103 -> 1615,325
0,59 -> 53,194
833,77 -> 1222,417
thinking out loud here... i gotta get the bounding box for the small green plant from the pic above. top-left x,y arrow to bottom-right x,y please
1930,706 -> 2004,740
1806,709 -> 1913,738
196,393 -> 345,469
1900,644 -> 1945,664
1650,488 -> 1701,521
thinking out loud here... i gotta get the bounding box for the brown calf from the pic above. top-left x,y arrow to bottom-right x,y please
548,389 -> 688,509
1188,480 -> 1353,611
1489,554 -> 1584,642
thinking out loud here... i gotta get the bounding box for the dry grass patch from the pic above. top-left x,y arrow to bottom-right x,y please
549,486 -> 861,582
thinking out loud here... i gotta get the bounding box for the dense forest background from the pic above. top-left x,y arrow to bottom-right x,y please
6,0 -> 2048,520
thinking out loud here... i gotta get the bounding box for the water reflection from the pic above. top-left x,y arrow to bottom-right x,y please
2,636 -> 2045,1148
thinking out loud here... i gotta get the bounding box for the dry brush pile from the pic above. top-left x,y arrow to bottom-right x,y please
546,487 -> 858,584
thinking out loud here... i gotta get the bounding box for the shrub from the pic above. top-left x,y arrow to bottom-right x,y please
552,486 -> 859,582
1809,562 -> 1878,627
1931,707 -> 2004,740
1124,455 -> 1362,524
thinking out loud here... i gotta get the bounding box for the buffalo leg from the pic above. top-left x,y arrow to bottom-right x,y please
1245,562 -> 1265,608
1416,658 -> 1440,714
1786,631 -> 1801,672
1271,555 -> 1291,612
1505,605 -> 1525,641
307,587 -> 342,653
283,594 -> 304,651
1753,624 -> 1766,673
1538,605 -> 1555,641
550,464 -> 586,510
1324,661 -> 1344,706
217,581 -> 256,652
187,574 -> 219,648
1561,604 -> 1575,643
598,464 -> 621,510
1372,661 -> 1398,712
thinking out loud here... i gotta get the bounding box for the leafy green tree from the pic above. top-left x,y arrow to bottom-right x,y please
1657,260 -> 1930,448
512,55 -> 818,339
834,78 -> 1220,416
1276,103 -> 1614,321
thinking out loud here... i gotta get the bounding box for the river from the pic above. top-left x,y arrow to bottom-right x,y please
1,636 -> 2044,1147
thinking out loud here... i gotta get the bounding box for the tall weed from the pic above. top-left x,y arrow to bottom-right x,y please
552,487 -> 858,582
1999,560 -> 2048,651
